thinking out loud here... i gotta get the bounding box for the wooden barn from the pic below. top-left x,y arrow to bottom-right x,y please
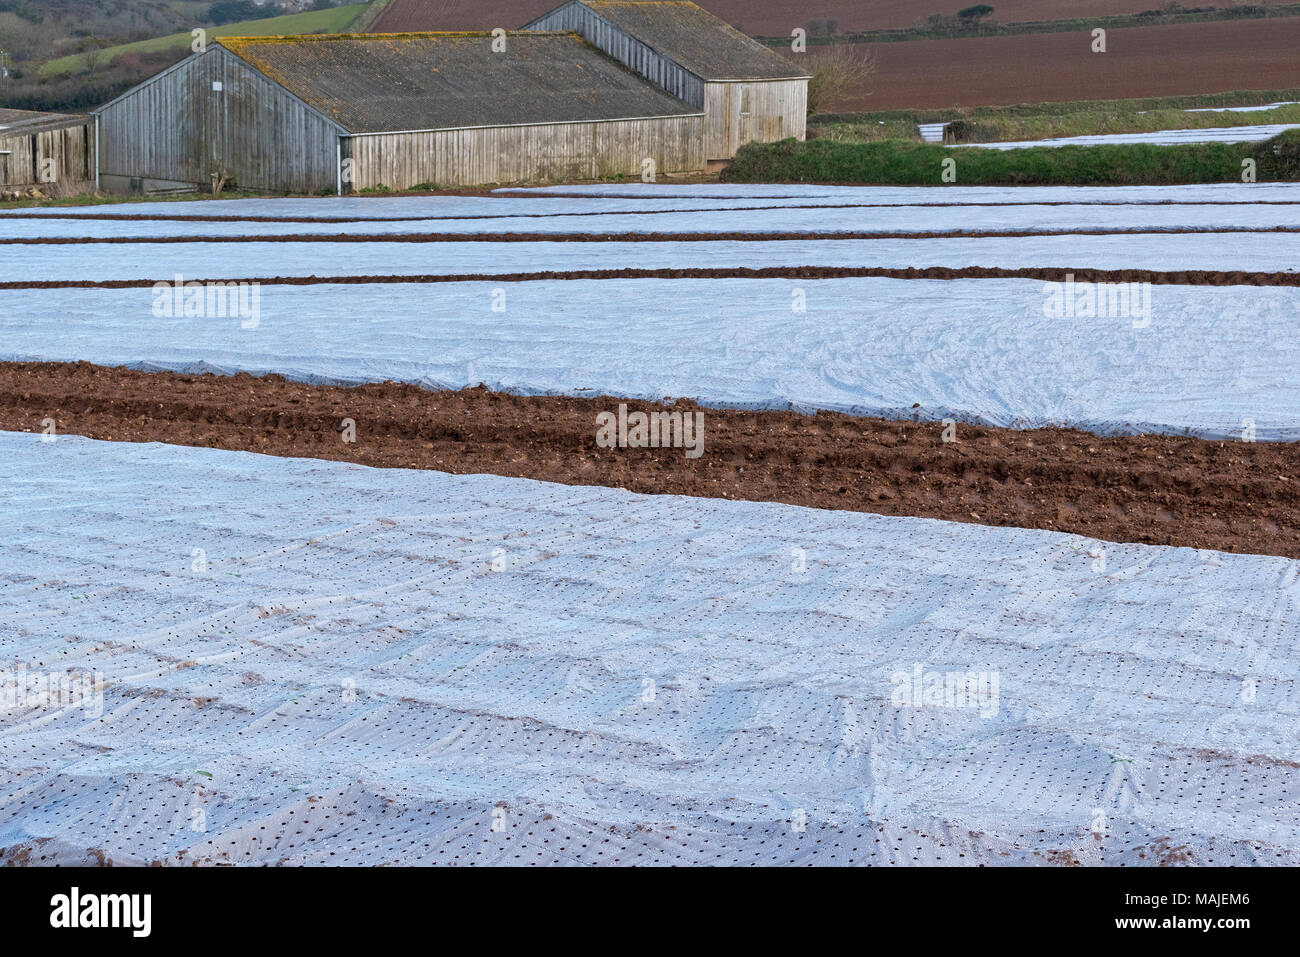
93,31 -> 706,194
0,109 -> 96,195
525,1 -> 810,164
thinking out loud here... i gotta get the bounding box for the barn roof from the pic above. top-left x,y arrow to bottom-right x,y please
0,108 -> 88,137
531,1 -> 810,81
369,0 -> 557,33
217,31 -> 701,134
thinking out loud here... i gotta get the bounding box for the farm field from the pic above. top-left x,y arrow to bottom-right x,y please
39,4 -> 372,77
8,232 -> 1300,278
2,275 -> 1299,441
2,187 -> 1298,440
851,18 -> 1300,110
367,0 -> 1300,35
3,432 -> 1298,865
6,183 -> 1300,235
2,183 -> 1298,868
3,361 -> 1298,558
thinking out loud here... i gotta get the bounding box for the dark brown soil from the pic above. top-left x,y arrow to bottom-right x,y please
6,226 -> 1298,245
853,18 -> 1300,110
4,361 -> 1297,558
367,0 -> 1300,36
5,265 -> 1298,290
4,199 -> 1298,225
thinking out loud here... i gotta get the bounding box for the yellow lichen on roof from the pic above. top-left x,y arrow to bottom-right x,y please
220,30 -> 574,49
218,30 -> 586,83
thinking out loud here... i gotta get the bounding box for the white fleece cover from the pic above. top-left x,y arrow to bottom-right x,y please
8,182 -> 1300,219
4,184 -> 1300,239
1,434 -> 1296,866
968,123 -> 1300,149
499,182 -> 1300,202
7,232 -> 1299,281
1,278 -> 1295,440
1185,103 -> 1299,113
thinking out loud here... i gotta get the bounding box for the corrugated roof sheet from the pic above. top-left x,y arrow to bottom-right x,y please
560,1 -> 809,81
218,31 -> 700,133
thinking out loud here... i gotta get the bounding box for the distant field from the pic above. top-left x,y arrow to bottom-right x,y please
368,0 -> 1300,34
727,0 -> 1300,35
41,4 -> 370,76
832,17 -> 1300,111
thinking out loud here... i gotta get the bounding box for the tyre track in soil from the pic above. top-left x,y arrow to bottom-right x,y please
4,265 -> 1300,289
4,361 -> 1297,558
6,225 -> 1300,245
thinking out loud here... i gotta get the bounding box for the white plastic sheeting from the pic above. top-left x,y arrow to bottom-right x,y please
499,182 -> 1300,203
968,123 -> 1300,150
4,203 -> 1299,240
6,232 -> 1299,281
1,278 -> 1295,440
4,184 -> 1300,240
9,182 -> 1300,218
2,434 -> 1296,865
1185,102 -> 1300,113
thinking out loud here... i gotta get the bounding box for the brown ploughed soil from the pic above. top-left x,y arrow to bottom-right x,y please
850,18 -> 1300,110
369,0 -> 1300,36
4,361 -> 1298,558
7,226 -> 1300,246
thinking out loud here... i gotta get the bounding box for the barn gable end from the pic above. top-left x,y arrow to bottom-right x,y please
525,0 -> 810,161
95,45 -> 343,195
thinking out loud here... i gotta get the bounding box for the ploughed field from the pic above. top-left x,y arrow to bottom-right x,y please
1,183 -> 1297,865
849,18 -> 1300,110
369,0 -> 1300,36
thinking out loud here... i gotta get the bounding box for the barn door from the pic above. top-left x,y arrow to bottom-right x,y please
191,48 -> 231,191
206,53 -> 227,190
733,86 -> 753,152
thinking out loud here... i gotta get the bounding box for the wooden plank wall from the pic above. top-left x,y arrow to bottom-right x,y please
97,47 -> 339,193
704,79 -> 807,161
348,115 -> 705,190
0,121 -> 95,190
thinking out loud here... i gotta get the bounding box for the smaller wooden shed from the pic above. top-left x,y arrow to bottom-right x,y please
0,109 -> 95,194
524,1 -> 811,163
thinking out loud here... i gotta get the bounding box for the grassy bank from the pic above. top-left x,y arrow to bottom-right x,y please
811,88 -> 1300,144
816,87 -> 1300,124
722,130 -> 1300,186
41,4 -> 369,77
815,101 -> 1300,145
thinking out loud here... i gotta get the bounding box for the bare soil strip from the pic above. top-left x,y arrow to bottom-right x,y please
5,265 -> 1299,290
6,226 -> 1298,246
3,361 -> 1297,558
3,197 -> 1299,225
